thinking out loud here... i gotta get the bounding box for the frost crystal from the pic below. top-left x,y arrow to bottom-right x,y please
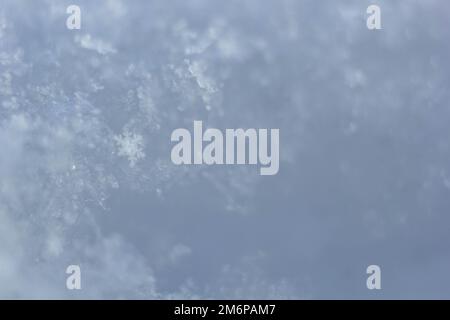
114,130 -> 145,167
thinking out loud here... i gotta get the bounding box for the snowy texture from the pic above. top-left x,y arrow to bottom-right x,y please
0,0 -> 449,299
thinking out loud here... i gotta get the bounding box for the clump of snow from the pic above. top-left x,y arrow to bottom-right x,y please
75,34 -> 117,55
187,59 -> 216,95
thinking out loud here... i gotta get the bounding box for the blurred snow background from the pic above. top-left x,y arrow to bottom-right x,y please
0,0 -> 450,298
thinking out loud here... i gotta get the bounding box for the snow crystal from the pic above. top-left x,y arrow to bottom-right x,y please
114,130 -> 146,167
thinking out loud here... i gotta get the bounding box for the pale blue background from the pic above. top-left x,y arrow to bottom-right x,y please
0,0 -> 449,299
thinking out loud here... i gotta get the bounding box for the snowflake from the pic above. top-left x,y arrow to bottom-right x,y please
114,130 -> 146,167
